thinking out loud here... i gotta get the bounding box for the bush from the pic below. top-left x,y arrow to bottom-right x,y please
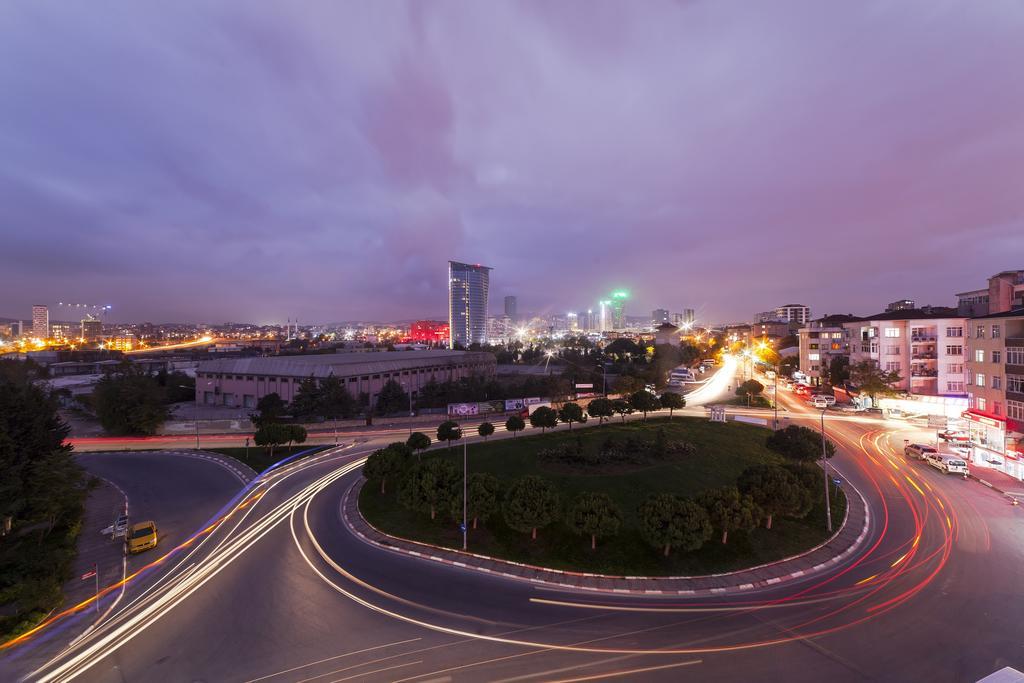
767,425 -> 835,462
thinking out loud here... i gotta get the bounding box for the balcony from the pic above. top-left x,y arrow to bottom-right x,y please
912,353 -> 937,360
911,334 -> 937,342
911,367 -> 938,378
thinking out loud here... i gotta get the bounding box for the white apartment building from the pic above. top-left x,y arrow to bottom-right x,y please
798,315 -> 858,385
844,308 -> 967,396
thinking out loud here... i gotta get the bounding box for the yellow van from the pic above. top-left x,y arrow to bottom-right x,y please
128,521 -> 158,554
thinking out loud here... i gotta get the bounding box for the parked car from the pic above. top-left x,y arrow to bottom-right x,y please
904,443 -> 938,460
926,452 -> 969,476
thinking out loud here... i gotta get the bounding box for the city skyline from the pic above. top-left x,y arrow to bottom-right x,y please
2,3 -> 1022,324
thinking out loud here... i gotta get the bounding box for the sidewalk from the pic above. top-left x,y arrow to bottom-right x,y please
342,474 -> 870,596
968,465 -> 1024,503
64,479 -> 126,616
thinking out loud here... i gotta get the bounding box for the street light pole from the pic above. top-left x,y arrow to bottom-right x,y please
773,365 -> 779,430
821,407 -> 832,534
462,440 -> 468,551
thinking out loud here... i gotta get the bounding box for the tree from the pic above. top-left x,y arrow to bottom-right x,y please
375,379 -> 410,416
529,406 -> 558,433
613,374 -> 645,395
503,476 -> 560,540
253,392 -> 286,427
638,494 -> 712,556
737,464 -> 811,529
319,375 -> 359,419
289,376 -> 322,419
92,367 -> 171,436
477,422 -> 495,440
399,459 -> 460,520
778,355 -> 800,378
825,356 -> 851,386
504,414 -> 526,437
284,424 -> 307,450
587,398 -> 614,425
766,425 -> 836,462
254,423 -> 290,459
558,402 -> 585,431
736,379 -> 765,397
407,431 -> 431,460
696,487 -> 761,544
566,492 -> 622,550
453,472 -> 502,529
611,398 -> 633,423
437,420 -> 462,450
659,392 -> 685,418
629,391 -> 660,421
849,360 -> 902,401
363,446 -> 405,494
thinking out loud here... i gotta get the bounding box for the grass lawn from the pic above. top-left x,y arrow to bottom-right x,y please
205,445 -> 324,474
360,417 -> 846,576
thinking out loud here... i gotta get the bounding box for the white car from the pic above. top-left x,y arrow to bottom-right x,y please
904,443 -> 938,460
926,453 -> 969,475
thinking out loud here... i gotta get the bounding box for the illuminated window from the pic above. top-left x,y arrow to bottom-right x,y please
975,349 -> 985,362
978,397 -> 987,411
993,325 -> 1001,339
808,353 -> 820,361
884,328 -> 900,338
975,373 -> 986,387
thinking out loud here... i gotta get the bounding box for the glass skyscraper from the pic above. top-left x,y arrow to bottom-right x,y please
449,261 -> 491,347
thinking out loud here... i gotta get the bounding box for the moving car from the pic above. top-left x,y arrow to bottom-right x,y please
939,430 -> 970,444
811,396 -> 831,409
128,521 -> 158,554
904,443 -> 937,460
811,394 -> 836,406
926,453 -> 969,475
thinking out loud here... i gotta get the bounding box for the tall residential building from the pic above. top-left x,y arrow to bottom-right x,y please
598,300 -> 611,332
448,261 -> 491,348
504,295 -> 517,321
798,315 -> 860,385
956,270 -> 1024,317
964,309 -> 1024,479
776,304 -> 811,326
844,307 -> 966,396
652,309 -> 670,327
610,291 -> 628,330
32,304 -> 49,339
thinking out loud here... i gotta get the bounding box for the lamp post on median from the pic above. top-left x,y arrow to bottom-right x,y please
821,406 -> 832,534
462,440 -> 468,551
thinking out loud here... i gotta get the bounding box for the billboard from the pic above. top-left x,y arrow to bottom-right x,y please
448,401 -> 506,417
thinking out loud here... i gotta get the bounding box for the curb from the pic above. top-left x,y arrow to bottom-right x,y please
968,473 -> 1020,505
339,468 -> 872,596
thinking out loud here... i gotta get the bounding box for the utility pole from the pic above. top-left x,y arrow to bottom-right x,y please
462,441 -> 468,551
773,365 -> 779,430
821,407 -> 832,533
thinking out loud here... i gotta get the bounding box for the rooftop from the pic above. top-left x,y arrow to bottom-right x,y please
856,306 -> 960,321
970,307 -> 1024,320
197,350 -> 495,378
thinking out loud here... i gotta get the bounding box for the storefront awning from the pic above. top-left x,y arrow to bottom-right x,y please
962,409 -> 1007,430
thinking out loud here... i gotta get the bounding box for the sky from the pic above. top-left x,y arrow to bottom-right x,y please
2,1 -> 1023,325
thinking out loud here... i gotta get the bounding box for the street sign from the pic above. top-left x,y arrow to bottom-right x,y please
575,383 -> 594,389
112,514 -> 129,539
709,406 -> 727,423
928,415 -> 948,429
81,568 -> 97,580
459,523 -> 467,533
833,478 -> 843,487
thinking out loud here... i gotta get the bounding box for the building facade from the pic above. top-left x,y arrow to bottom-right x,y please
672,309 -> 695,327
964,310 -> 1024,477
776,304 -> 811,326
504,295 -> 517,321
32,305 -> 49,339
957,270 -> 1024,317
610,292 -> 627,330
195,350 -> 496,409
409,320 -> 449,344
81,316 -> 103,343
798,315 -> 858,385
651,309 -> 670,327
844,308 -> 967,396
448,261 -> 491,348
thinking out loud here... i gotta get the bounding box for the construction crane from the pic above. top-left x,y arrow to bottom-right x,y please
56,302 -> 112,319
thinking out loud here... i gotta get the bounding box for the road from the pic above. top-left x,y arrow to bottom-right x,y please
9,357 -> 1024,681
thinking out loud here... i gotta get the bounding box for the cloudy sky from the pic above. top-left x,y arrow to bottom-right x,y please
2,1 -> 1022,325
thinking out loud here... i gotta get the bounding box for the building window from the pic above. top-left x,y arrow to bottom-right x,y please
809,343 -> 819,350
975,349 -> 985,363
993,376 -> 1002,390
975,373 -> 986,387
1009,347 -> 1024,365
946,345 -> 963,356
976,324 -> 985,339
977,397 -> 987,411
1008,400 -> 1024,421
948,364 -> 963,374
885,328 -> 900,338
947,381 -> 964,393
886,345 -> 901,356
1008,375 -> 1024,393
885,362 -> 901,372
808,353 -> 820,361
831,343 -> 842,351
993,325 -> 1001,339
994,402 -> 1002,416
945,326 -> 963,338
993,351 -> 1001,364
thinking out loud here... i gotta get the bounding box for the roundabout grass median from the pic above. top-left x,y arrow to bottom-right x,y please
359,417 -> 846,577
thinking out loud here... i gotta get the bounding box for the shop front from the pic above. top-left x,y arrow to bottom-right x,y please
962,409 -> 1022,481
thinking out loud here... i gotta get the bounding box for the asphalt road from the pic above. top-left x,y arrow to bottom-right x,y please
13,360 -> 1024,682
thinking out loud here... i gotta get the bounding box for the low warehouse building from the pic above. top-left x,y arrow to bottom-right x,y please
194,350 -> 495,409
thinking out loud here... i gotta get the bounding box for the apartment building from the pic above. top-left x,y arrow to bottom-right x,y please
844,308 -> 967,397
964,309 -> 1024,478
956,269 -> 1024,317
798,315 -> 858,386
